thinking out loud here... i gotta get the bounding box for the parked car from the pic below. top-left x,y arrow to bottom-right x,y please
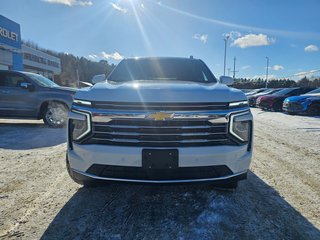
0,70 -> 76,127
248,88 -> 283,107
283,88 -> 320,116
67,57 -> 253,189
256,87 -> 315,111
245,88 -> 268,97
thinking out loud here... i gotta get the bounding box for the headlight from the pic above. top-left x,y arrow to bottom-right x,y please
73,99 -> 92,106
69,110 -> 91,141
229,111 -> 252,142
229,100 -> 248,108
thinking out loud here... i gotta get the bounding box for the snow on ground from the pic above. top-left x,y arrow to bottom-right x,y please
0,109 -> 319,239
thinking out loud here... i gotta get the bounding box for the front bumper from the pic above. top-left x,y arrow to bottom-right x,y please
68,104 -> 253,183
71,168 -> 247,184
68,143 -> 252,183
257,100 -> 273,109
248,98 -> 257,107
283,102 -> 307,113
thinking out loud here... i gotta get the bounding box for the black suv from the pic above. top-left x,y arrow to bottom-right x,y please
0,70 -> 76,127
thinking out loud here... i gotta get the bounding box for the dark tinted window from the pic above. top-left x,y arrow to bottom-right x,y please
108,58 -> 217,83
23,72 -> 58,87
289,89 -> 303,96
272,88 -> 298,96
299,88 -> 316,94
0,73 -> 5,87
0,73 -> 26,87
305,88 -> 320,94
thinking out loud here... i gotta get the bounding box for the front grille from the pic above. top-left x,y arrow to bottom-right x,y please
86,164 -> 234,180
248,98 -> 256,106
257,100 -> 271,108
82,119 -> 235,147
91,101 -> 229,111
285,102 -> 303,111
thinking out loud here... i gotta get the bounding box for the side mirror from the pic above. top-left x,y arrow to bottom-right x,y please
91,74 -> 106,84
20,82 -> 34,91
219,76 -> 234,86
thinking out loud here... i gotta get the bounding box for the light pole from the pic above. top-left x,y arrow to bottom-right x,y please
223,35 -> 230,76
232,57 -> 239,79
227,68 -> 231,76
265,57 -> 269,88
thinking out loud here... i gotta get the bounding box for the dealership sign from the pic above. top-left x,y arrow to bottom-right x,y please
0,26 -> 18,41
0,15 -> 21,49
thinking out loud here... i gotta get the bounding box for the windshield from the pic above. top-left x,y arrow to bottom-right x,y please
107,58 -> 217,83
258,89 -> 274,94
305,88 -> 320,94
272,88 -> 297,96
23,72 -> 59,88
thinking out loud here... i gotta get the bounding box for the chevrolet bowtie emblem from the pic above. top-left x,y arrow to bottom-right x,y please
147,112 -> 174,121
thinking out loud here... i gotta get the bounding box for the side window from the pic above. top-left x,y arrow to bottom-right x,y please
5,74 -> 27,88
0,72 -> 8,87
289,89 -> 300,96
301,88 -> 314,94
202,71 -> 209,82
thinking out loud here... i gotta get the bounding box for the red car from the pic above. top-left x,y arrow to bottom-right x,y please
256,87 -> 315,111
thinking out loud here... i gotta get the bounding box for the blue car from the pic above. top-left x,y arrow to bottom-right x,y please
283,88 -> 320,116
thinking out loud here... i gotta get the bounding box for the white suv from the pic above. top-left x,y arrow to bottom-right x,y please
66,57 -> 253,189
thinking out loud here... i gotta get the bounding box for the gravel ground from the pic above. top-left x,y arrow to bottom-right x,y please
0,108 -> 319,239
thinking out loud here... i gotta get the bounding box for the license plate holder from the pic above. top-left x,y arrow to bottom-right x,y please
142,149 -> 178,169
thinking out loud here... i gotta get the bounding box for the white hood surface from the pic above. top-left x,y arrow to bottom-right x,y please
75,81 -> 246,103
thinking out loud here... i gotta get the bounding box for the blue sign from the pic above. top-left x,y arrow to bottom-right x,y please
0,15 -> 21,49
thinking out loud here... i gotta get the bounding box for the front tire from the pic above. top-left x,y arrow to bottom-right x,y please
287,112 -> 296,115
307,103 -> 320,116
272,102 -> 283,112
43,102 -> 68,128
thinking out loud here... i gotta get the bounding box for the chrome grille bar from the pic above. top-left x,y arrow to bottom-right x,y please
90,138 -> 229,143
71,102 -> 250,147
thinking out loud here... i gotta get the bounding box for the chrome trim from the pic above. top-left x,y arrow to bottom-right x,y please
90,138 -> 229,143
229,100 -> 248,107
90,111 -> 247,122
93,103 -> 229,108
209,117 -> 228,123
71,110 -> 92,140
91,113 -> 220,121
74,99 -> 92,106
92,131 -> 226,136
229,111 -> 251,141
93,124 -> 224,129
72,169 -> 247,183
72,105 -> 250,120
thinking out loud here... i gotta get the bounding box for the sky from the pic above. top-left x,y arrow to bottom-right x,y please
1,0 -> 320,80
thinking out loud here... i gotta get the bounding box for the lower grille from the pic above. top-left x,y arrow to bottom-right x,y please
257,101 -> 272,108
82,119 -> 235,147
248,99 -> 255,106
285,102 -> 303,111
86,164 -> 233,180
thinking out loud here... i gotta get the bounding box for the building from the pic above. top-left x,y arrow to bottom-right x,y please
0,15 -> 22,71
0,15 -> 61,80
22,44 -> 61,79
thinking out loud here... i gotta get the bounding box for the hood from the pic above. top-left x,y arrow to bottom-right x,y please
258,94 -> 281,101
75,80 -> 246,103
52,86 -> 77,94
249,92 -> 271,100
285,95 -> 320,102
